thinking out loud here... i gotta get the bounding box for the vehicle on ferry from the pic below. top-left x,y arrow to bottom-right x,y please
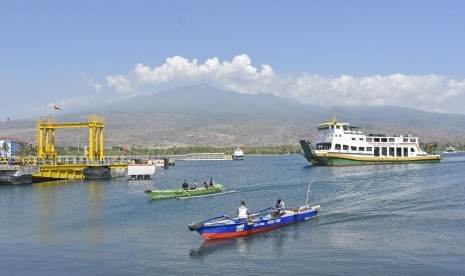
299,116 -> 441,165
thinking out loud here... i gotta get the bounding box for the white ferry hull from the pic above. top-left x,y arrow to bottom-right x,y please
232,155 -> 244,160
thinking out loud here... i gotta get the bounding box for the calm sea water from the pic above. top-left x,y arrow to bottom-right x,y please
1,154 -> 465,275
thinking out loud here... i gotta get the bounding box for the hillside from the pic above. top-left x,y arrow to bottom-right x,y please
4,84 -> 465,149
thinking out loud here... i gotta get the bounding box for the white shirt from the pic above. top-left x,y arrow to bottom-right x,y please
238,205 -> 249,219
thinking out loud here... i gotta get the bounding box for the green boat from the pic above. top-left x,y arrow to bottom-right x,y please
145,184 -> 224,199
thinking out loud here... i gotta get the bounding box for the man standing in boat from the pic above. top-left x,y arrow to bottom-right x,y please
238,200 -> 251,220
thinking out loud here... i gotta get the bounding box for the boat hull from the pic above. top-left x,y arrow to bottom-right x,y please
300,140 -> 441,166
145,184 -> 223,199
310,152 -> 441,165
232,155 -> 244,160
193,205 -> 319,240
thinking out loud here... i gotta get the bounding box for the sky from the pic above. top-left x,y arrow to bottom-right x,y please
1,0 -> 465,122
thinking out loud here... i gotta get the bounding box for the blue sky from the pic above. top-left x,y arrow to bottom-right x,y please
1,0 -> 465,121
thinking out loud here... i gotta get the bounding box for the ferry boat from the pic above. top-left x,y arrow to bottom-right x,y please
299,116 -> 441,165
443,146 -> 457,154
232,146 -> 244,160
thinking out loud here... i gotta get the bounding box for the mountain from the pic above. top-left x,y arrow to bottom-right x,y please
4,84 -> 465,149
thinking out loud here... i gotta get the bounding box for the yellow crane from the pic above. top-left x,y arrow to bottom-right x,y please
36,115 -> 104,161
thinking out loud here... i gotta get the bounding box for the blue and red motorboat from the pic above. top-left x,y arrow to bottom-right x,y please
188,185 -> 320,240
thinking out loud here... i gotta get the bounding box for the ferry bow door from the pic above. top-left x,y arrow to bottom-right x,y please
374,147 -> 380,157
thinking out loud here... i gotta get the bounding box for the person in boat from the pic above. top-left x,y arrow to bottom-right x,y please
182,180 -> 189,190
209,178 -> 215,187
204,181 -> 209,189
238,200 -> 251,220
191,180 -> 198,190
273,197 -> 285,217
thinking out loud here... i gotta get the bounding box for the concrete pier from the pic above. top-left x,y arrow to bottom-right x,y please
0,165 -> 40,185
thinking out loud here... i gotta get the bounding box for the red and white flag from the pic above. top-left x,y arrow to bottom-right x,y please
53,105 -> 61,110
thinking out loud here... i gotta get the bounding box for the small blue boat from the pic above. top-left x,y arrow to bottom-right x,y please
189,185 -> 320,240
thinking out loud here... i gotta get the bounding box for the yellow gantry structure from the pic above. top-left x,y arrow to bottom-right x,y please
36,115 -> 105,161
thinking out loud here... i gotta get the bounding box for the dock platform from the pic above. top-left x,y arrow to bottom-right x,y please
0,165 -> 40,185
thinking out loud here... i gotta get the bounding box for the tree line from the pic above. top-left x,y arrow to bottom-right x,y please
16,143 -> 303,156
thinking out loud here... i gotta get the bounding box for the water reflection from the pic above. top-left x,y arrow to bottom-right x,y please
33,180 -> 68,243
85,181 -> 105,243
189,230 -> 299,259
32,180 -> 106,244
189,238 -> 236,259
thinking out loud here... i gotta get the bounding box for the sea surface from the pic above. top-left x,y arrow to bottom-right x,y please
1,154 -> 465,275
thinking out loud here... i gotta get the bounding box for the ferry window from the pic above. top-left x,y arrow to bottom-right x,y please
389,147 -> 395,156
403,147 -> 408,156
366,138 -> 372,142
343,126 -> 348,131
335,144 -> 341,150
410,147 -> 415,152
317,143 -> 331,150
336,126 -> 340,129
403,138 -> 408,142
351,137 -> 356,141
382,147 -> 387,156
343,145 -> 349,150
351,146 -> 357,151
381,138 -> 387,142
396,147 -> 402,157
374,138 -> 380,142
374,147 -> 380,156
359,147 -> 365,151
359,138 -> 364,141
339,135 -> 342,137
410,138 -> 416,142
367,147 -> 373,151
389,138 -> 395,142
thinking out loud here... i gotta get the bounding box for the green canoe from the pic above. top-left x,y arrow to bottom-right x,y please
145,184 -> 223,199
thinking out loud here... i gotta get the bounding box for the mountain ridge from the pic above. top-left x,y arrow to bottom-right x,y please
4,84 -> 465,149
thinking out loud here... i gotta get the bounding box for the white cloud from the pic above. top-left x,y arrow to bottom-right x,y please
105,54 -> 465,114
106,75 -> 132,95
78,71 -> 102,93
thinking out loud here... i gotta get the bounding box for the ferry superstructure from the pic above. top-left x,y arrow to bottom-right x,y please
299,116 -> 441,165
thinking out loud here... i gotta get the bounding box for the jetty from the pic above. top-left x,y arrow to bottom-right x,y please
1,115 -> 180,183
175,153 -> 231,161
0,164 -> 39,185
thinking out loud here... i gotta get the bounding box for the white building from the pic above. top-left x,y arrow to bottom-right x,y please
0,139 -> 21,157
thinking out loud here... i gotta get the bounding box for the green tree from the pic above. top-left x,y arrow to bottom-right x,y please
2,142 -> 10,157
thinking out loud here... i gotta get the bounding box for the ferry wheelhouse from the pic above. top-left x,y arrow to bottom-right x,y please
299,116 -> 441,165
